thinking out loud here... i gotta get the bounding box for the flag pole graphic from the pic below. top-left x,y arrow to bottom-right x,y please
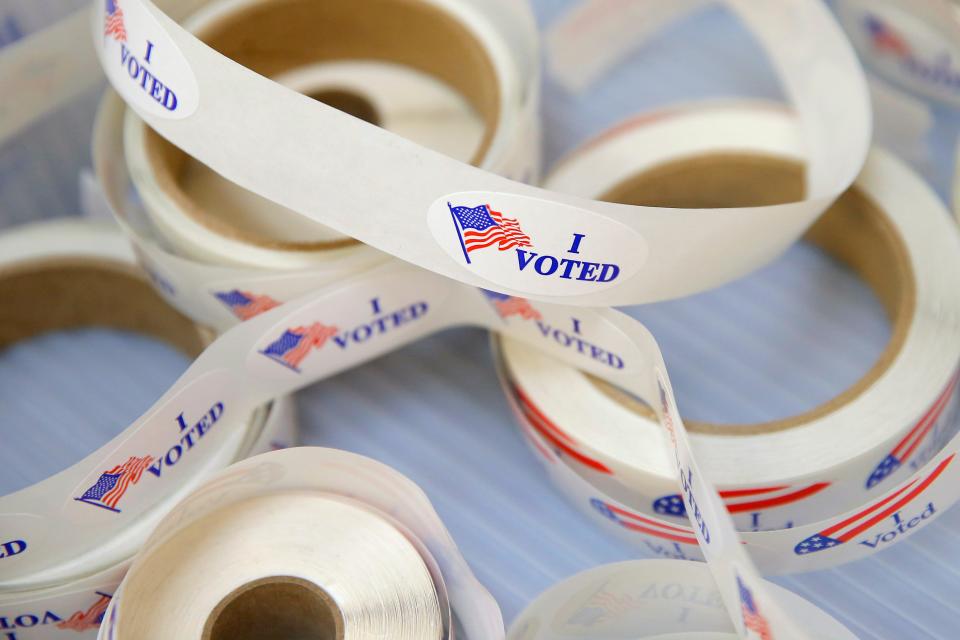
447,202 -> 471,264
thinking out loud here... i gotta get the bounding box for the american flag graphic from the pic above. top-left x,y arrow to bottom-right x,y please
795,453 -> 954,555
653,482 -> 831,518
215,290 -> 281,321
737,577 -> 772,640
74,456 -> 154,513
566,585 -> 642,626
260,322 -> 338,372
482,290 -> 541,321
865,14 -> 910,56
104,0 -> 127,42
866,373 -> 957,488
447,203 -> 532,264
57,592 -> 112,632
591,497 -> 699,545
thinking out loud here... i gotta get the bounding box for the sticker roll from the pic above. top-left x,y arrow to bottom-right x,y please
0,397 -> 293,640
0,219 -> 296,601
507,560 -> 855,640
495,103 -> 960,566
97,447 -> 503,640
88,0 -> 871,305
122,0 -> 539,274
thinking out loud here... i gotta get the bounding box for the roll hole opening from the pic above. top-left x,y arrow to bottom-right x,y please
308,88 -> 381,126
591,153 -> 915,434
203,577 -> 344,640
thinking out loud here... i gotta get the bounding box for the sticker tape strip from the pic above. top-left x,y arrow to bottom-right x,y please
91,0 -> 870,304
96,447 -> 503,640
496,102 -> 960,556
0,221 -> 296,621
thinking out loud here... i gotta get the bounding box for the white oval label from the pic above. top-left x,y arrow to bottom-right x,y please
98,0 -> 199,119
837,0 -> 960,107
428,192 -> 647,296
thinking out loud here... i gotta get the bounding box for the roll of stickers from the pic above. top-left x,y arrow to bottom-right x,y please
507,561 -> 855,639
0,220 -> 296,639
121,0 -> 539,277
495,103 -> 960,570
97,447 -> 503,640
90,0 -> 871,305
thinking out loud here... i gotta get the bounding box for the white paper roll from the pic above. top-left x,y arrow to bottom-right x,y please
100,447 -> 504,639
496,103 -> 960,569
122,0 -> 519,273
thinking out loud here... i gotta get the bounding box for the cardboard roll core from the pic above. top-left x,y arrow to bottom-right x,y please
0,259 -> 207,357
589,153 -> 914,435
204,576 -> 344,640
141,0 -> 501,253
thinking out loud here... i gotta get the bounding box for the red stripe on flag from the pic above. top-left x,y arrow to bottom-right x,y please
836,454 -> 954,542
724,483 -> 831,513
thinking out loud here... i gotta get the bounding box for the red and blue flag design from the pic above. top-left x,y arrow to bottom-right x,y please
653,482 -> 831,519
215,290 -> 281,321
104,0 -> 127,42
738,576 -> 772,640
591,497 -> 698,546
795,453 -> 954,555
866,373 -> 957,488
57,592 -> 112,632
482,290 -> 541,321
74,456 -> 154,513
260,322 -> 338,372
447,203 -> 531,264
865,14 -> 910,56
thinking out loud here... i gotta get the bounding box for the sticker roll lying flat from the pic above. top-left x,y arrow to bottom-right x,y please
0,220 -> 298,639
495,103 -> 960,572
121,0 -> 540,280
96,447 -> 503,640
87,0 -> 870,305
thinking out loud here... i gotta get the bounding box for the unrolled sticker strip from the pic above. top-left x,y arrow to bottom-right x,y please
90,0 -> 871,305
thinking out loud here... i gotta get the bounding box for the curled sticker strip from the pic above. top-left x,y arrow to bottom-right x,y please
0,221 -> 297,639
91,0 -> 870,304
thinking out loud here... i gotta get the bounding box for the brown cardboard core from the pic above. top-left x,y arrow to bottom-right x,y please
0,259 -> 207,357
308,89 -> 381,127
143,0 -> 501,251
203,577 -> 344,640
590,153 -> 915,435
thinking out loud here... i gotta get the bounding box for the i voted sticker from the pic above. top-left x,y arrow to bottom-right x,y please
837,0 -> 960,107
98,0 -> 198,119
428,192 -> 647,296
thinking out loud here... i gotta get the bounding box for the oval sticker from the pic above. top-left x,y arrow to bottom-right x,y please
837,0 -> 960,107
98,0 -> 199,119
428,192 -> 647,296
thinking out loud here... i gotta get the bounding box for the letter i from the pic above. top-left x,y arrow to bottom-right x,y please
145,41 -> 155,63
568,233 -> 586,254
571,318 -> 582,334
370,297 -> 381,314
